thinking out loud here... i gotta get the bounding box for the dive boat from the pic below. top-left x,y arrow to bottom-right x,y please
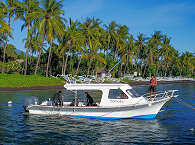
24,84 -> 178,119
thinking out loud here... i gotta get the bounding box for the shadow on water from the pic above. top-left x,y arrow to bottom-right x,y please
0,83 -> 195,144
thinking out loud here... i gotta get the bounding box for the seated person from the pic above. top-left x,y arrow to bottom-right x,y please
70,99 -> 75,106
76,98 -> 84,106
84,92 -> 94,106
121,93 -> 128,99
70,98 -> 84,106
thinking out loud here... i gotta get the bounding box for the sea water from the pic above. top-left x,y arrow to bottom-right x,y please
0,83 -> 194,145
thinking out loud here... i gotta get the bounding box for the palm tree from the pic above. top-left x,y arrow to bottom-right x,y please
104,21 -> 118,59
171,54 -> 182,76
5,44 -> 17,60
0,2 -> 12,34
134,33 -> 147,75
75,30 -> 85,75
0,1 -> 14,73
116,25 -> 129,75
159,35 -> 175,76
57,18 -> 81,75
121,34 -> 135,73
143,31 -> 163,77
37,0 -> 65,77
180,52 -> 194,76
66,18 -> 81,74
19,0 -> 40,75
58,34 -> 69,76
30,35 -> 45,75
79,18 -> 105,74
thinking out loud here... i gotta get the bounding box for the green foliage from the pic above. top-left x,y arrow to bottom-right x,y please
0,61 -> 22,73
120,78 -> 134,83
143,64 -> 157,77
0,74 -> 64,88
6,61 -> 22,73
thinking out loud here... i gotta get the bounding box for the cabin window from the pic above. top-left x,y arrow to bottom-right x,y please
108,89 -> 128,99
63,89 -> 102,103
126,89 -> 140,98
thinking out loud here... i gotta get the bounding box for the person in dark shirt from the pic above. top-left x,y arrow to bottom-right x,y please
58,91 -> 63,106
84,92 -> 94,106
52,91 -> 63,106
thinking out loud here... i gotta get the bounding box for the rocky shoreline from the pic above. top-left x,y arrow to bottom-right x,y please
0,80 -> 194,92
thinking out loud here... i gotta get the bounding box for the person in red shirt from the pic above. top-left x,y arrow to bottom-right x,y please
149,75 -> 157,101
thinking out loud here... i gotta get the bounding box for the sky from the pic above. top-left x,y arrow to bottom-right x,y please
9,0 -> 195,54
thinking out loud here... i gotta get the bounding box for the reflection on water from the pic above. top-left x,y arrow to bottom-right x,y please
0,83 -> 195,144
20,115 -> 167,144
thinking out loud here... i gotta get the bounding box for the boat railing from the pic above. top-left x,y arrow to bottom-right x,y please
142,90 -> 178,101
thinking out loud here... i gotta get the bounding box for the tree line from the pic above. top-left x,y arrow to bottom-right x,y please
0,0 -> 194,78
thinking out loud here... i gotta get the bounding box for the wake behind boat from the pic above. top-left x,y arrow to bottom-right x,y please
24,83 -> 178,119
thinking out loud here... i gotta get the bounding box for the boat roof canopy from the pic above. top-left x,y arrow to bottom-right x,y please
64,83 -> 132,91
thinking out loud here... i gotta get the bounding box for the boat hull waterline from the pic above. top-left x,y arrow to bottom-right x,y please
26,98 -> 169,119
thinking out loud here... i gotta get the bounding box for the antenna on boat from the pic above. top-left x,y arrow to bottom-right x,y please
108,60 -> 121,73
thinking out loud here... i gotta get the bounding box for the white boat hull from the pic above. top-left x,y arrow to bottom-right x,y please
26,98 -> 169,119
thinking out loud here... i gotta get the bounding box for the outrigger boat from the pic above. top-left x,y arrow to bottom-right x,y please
24,84 -> 178,119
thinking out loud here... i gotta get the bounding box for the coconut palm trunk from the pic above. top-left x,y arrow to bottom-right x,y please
29,35 -> 33,65
140,61 -> 144,76
63,55 -> 68,75
164,63 -> 168,77
49,51 -> 53,75
155,65 -> 159,76
34,49 -> 42,75
87,58 -> 93,75
46,42 -> 53,77
61,54 -> 65,75
120,63 -> 123,76
143,57 -> 149,77
69,52 -> 73,73
24,24 -> 30,75
2,32 -> 8,73
63,49 -> 70,76
76,56 -> 82,75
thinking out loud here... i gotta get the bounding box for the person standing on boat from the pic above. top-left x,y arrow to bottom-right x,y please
52,91 -> 63,106
149,75 -> 157,101
84,92 -> 94,106
58,91 -> 63,106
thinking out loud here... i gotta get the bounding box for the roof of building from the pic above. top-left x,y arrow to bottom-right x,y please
96,68 -> 108,73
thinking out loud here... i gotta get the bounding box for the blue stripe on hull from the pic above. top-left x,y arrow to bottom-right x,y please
64,114 -> 157,120
129,114 -> 156,119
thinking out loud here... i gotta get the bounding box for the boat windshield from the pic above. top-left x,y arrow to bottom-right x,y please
126,89 -> 140,98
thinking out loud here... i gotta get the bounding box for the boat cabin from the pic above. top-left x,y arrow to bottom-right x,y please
64,84 -> 147,107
